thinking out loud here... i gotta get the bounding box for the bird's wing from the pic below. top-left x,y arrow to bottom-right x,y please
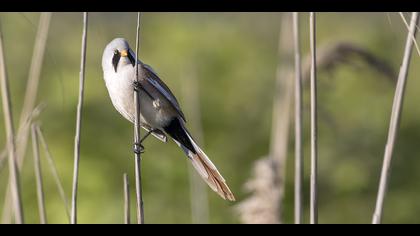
141,63 -> 186,122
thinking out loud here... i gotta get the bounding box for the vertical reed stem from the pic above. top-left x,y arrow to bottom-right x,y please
36,126 -> 71,222
31,124 -> 47,224
124,173 -> 130,224
181,65 -> 209,224
270,13 -> 295,223
309,12 -> 318,224
17,12 -> 52,164
71,12 -> 88,224
133,12 -> 145,224
0,21 -> 24,224
293,12 -> 303,224
372,12 -> 419,224
2,12 -> 51,224
0,149 -> 6,172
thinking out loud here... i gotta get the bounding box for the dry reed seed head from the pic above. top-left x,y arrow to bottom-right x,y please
302,42 -> 397,83
235,157 -> 281,224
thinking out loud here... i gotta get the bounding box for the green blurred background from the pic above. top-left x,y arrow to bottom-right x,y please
0,12 -> 419,224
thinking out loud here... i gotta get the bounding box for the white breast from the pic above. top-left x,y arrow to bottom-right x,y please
103,67 -> 136,123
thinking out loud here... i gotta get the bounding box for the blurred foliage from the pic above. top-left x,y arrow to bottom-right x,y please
0,12 -> 419,224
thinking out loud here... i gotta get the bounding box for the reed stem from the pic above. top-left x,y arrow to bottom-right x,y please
36,125 -> 71,222
124,173 -> 130,224
309,12 -> 318,224
31,124 -> 47,224
0,20 -> 24,224
71,12 -> 88,224
133,12 -> 145,224
372,12 -> 419,224
293,12 -> 303,224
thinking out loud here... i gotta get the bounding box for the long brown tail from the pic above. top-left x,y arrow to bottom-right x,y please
188,144 -> 235,201
165,118 -> 235,201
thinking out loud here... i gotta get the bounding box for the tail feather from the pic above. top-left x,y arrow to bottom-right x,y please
189,140 -> 235,201
166,119 -> 235,201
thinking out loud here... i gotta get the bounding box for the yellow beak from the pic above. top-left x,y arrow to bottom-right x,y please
120,50 -> 128,57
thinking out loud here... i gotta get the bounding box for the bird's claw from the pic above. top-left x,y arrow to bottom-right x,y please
133,80 -> 141,92
133,142 -> 144,154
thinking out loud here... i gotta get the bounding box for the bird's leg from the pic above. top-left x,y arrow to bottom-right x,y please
132,129 -> 156,154
139,129 -> 155,143
132,80 -> 157,155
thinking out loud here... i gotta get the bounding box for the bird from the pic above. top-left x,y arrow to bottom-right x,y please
101,38 -> 235,201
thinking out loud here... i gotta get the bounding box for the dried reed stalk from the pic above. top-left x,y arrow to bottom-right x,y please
309,12 -> 318,224
36,125 -> 71,222
235,13 -> 294,224
302,42 -> 397,83
1,12 -> 51,224
123,173 -> 130,224
1,104 -> 44,223
31,124 -> 47,224
399,12 -> 420,57
0,21 -> 24,224
16,12 -> 52,166
235,158 -> 282,224
372,12 -> 419,224
71,12 -> 88,224
0,103 -> 45,174
269,13 -> 294,224
133,12 -> 145,224
293,12 -> 303,224
0,149 -> 6,171
180,65 -> 209,224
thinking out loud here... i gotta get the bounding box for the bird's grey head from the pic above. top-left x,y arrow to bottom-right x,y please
102,38 -> 137,73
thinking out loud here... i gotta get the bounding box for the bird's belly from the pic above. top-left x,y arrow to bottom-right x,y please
106,77 -> 135,122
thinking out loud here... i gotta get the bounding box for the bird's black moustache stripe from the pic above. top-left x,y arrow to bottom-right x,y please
112,50 -> 136,73
112,51 -> 120,72
127,51 -> 136,67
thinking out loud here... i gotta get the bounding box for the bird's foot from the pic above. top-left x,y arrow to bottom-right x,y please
133,80 -> 156,100
133,142 -> 145,154
133,80 -> 141,92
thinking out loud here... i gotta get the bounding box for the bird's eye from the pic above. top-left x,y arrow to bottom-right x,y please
114,50 -> 119,55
